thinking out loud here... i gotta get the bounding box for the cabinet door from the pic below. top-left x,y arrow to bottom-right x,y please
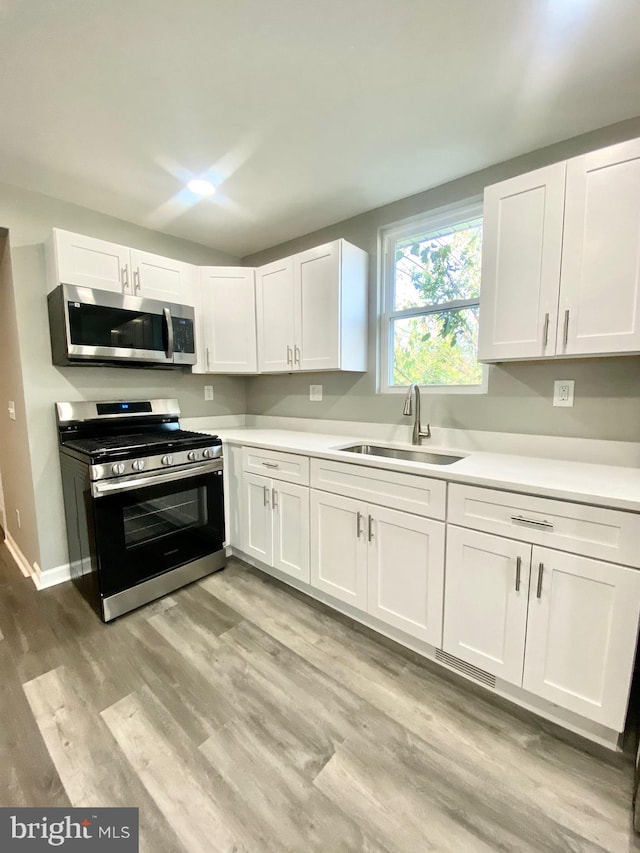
130,249 -> 195,304
558,138 -> 640,356
367,507 -> 445,646
477,164 -> 565,361
310,490 -> 367,610
52,229 -> 130,293
272,481 -> 310,583
443,526 -> 531,685
242,473 -> 272,565
294,241 -> 341,371
256,257 -> 295,372
523,547 -> 640,730
199,267 -> 257,373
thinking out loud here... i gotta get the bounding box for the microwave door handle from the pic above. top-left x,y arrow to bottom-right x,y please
163,307 -> 174,359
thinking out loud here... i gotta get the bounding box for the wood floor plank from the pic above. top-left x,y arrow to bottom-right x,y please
22,665 -> 184,853
102,688 -> 270,853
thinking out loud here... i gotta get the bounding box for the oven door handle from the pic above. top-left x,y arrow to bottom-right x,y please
163,307 -> 174,360
91,460 -> 222,498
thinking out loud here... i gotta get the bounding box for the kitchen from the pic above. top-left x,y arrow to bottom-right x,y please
2,1 -> 640,850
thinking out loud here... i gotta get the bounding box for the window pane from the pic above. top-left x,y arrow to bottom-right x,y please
394,219 -> 482,311
391,307 -> 482,386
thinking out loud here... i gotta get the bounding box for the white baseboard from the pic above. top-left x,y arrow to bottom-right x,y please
4,533 -> 32,578
31,561 -> 71,590
3,534 -> 70,589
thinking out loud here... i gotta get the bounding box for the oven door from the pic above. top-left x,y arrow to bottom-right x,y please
91,461 -> 224,598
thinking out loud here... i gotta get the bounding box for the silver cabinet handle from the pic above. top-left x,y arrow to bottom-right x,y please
515,556 -> 522,592
356,511 -> 363,538
536,562 -> 544,598
206,346 -> 211,371
272,487 -> 277,509
510,515 -> 554,530
543,312 -> 549,347
367,514 -> 374,542
286,345 -> 293,366
262,461 -> 279,469
294,345 -> 301,366
563,309 -> 569,346
121,265 -> 129,291
263,485 -> 270,507
134,267 -> 141,292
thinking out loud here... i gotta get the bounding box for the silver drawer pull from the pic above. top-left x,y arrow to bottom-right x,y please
510,515 -> 554,530
515,556 -> 521,592
262,461 -> 279,469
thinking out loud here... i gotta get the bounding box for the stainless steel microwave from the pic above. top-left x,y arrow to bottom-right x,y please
48,284 -> 196,368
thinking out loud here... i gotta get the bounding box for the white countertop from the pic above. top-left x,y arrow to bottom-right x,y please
205,427 -> 640,513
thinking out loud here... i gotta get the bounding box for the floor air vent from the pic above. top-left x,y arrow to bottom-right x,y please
435,649 -> 496,689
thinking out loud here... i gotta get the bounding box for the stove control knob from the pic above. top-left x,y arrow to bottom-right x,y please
132,459 -> 145,471
111,462 -> 126,476
161,455 -> 173,466
187,450 -> 199,461
203,448 -> 214,459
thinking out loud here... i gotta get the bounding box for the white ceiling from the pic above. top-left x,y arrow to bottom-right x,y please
1,0 -> 640,257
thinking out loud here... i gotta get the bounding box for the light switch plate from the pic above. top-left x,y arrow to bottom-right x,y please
204,386 -> 214,401
553,380 -> 575,407
309,385 -> 323,402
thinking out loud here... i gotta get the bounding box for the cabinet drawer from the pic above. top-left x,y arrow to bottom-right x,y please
448,484 -> 640,567
311,458 -> 446,520
242,446 -> 309,485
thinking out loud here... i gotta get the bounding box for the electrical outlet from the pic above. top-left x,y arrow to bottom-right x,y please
8,401 -> 15,420
553,380 -> 575,407
15,509 -> 21,528
204,385 -> 214,401
309,385 -> 323,402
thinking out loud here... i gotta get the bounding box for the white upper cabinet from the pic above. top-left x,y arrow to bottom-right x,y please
48,229 -> 196,305
558,138 -> 640,356
49,230 -> 131,294
194,267 -> 257,374
479,137 -> 640,361
256,239 -> 368,373
255,256 -> 296,372
129,249 -> 196,305
477,164 -> 565,361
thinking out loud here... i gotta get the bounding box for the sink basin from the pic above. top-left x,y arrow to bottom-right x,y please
339,444 -> 463,465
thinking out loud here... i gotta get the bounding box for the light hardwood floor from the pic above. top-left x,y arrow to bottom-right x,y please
1,544 -> 639,852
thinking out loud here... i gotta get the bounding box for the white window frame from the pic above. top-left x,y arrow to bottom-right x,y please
378,197 -> 488,395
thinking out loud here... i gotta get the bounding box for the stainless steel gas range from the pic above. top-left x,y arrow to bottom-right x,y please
56,398 -> 225,621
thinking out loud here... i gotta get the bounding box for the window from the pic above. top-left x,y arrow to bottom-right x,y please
380,200 -> 486,393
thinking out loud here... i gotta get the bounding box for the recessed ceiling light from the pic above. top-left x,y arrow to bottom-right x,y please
187,178 -> 216,196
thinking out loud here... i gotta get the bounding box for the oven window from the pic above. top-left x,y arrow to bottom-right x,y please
123,486 -> 207,549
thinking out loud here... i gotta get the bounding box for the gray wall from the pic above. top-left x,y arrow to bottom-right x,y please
0,234 -> 40,566
243,116 -> 640,444
1,182 -> 245,573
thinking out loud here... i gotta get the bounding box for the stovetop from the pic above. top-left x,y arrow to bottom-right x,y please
62,429 -> 221,462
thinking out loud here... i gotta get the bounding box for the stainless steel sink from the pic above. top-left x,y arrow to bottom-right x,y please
339,444 -> 463,465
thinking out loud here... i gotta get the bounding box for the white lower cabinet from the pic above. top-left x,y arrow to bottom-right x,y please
443,525 -> 640,729
310,490 -> 445,646
443,526 -> 531,685
522,547 -> 640,729
243,472 -> 309,583
310,491 -> 368,610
